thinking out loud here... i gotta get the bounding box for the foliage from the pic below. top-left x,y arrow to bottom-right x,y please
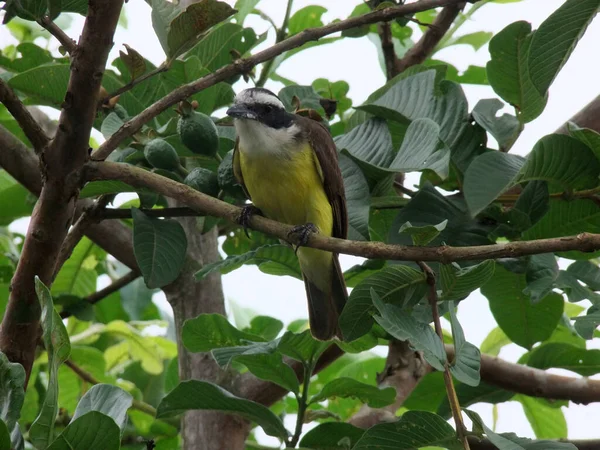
0,0 -> 599,449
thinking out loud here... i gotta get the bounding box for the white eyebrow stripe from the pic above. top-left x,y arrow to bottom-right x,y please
236,89 -> 284,109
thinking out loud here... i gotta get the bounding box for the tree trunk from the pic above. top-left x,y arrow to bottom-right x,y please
164,216 -> 250,450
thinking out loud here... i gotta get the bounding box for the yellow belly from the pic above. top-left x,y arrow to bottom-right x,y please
239,143 -> 334,290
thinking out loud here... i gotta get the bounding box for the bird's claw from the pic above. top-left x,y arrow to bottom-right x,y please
288,222 -> 318,254
238,205 -> 262,238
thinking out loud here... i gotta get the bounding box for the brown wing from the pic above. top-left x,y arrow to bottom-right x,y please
232,137 -> 252,200
297,116 -> 348,240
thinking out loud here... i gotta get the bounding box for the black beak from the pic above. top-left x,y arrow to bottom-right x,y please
226,105 -> 258,120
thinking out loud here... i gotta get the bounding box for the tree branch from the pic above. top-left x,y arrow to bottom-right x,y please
98,206 -> 203,219
396,3 -> 465,73
86,160 -> 600,263
556,94 -> 600,135
0,79 -> 50,152
59,270 -> 140,319
38,16 -> 77,54
91,0 -> 478,161
0,0 -> 125,385
377,21 -> 401,80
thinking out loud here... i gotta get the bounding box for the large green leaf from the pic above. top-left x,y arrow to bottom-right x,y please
287,5 -> 326,35
30,278 -> 72,450
353,410 -> 460,449
517,394 -> 567,439
0,420 -> 9,450
339,265 -> 426,342
528,0 -> 600,97
480,327 -> 511,357
52,237 -> 100,298
372,290 -> 446,371
299,422 -> 364,449
309,377 -> 396,408
132,207 -> 187,289
448,303 -> 480,387
398,220 -> 448,247
527,342 -> 600,376
486,21 -> 546,123
46,411 -> 120,450
8,63 -> 70,107
481,266 -> 563,349
0,352 -> 25,431
72,384 -> 132,433
569,125 -> 600,161
472,98 -> 520,151
182,313 -> 264,352
567,260 -> 600,290
340,154 -> 370,240
440,260 -> 496,301
156,380 -> 288,439
0,171 -> 35,226
278,330 -> 329,366
234,353 -> 300,395
437,381 -> 513,419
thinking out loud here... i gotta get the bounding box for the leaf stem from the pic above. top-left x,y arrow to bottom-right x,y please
417,261 -> 470,450
287,363 -> 311,448
256,0 -> 294,87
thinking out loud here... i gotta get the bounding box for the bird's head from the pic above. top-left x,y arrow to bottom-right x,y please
226,88 -> 294,129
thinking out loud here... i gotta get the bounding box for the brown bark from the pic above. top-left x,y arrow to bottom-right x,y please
0,0 -> 124,385
556,95 -> 600,134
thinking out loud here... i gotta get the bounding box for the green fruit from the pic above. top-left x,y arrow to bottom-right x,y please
152,168 -> 184,183
113,104 -> 129,121
177,111 -> 219,157
111,147 -> 146,165
184,167 -> 219,197
217,150 -> 245,199
144,139 -> 181,171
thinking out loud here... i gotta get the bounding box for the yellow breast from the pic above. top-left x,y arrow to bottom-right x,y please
238,142 -> 334,238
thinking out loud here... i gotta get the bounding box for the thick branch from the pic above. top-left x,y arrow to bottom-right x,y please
377,22 -> 401,79
38,16 -> 77,54
91,0 -> 476,161
0,79 -> 50,152
556,95 -> 600,135
468,437 -> 600,450
396,4 -> 465,73
87,161 -> 600,263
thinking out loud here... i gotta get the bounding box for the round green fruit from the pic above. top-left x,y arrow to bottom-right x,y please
144,139 -> 181,172
184,167 -> 219,197
151,168 -> 184,183
217,150 -> 245,199
177,111 -> 219,157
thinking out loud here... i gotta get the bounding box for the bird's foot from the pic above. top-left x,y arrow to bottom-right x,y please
288,222 -> 318,254
238,205 -> 262,238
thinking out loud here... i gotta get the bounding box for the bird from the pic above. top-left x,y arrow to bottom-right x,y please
226,87 -> 348,341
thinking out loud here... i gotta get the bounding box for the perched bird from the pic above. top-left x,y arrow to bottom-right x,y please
227,87 -> 348,341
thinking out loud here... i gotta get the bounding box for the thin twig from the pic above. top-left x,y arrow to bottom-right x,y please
0,79 -> 50,152
393,181 -> 415,197
38,16 -> 77,54
287,364 -> 311,448
91,0 -> 478,161
396,3 -> 465,73
53,195 -> 111,280
417,261 -> 469,450
59,270 -> 140,319
377,21 -> 400,80
86,161 -> 600,263
256,0 -> 294,87
100,64 -> 169,107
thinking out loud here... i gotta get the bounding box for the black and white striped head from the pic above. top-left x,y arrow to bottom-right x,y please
226,88 -> 294,129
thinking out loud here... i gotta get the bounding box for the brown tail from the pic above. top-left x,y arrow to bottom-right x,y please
302,254 -> 348,341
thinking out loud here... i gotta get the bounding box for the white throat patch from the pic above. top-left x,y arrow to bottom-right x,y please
234,119 -> 300,157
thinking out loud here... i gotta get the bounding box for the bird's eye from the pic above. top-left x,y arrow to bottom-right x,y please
264,105 -> 273,113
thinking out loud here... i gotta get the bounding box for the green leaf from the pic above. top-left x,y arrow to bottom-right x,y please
528,0 -> 600,97
72,384 -> 132,433
46,411 -> 120,450
234,353 -> 300,395
464,151 -> 525,216
438,381 -> 513,419
371,289 -> 446,371
278,330 -> 329,366
523,253 -> 558,303
481,265 -> 564,349
527,342 -> 600,376
234,0 -> 259,24
510,180 -> 550,232
567,260 -> 600,290
569,124 -> 600,161
0,351 -> 25,431
132,207 -> 187,289
8,63 -> 70,107
340,155 -> 370,240
0,171 -> 35,226
287,5 -> 327,35
339,265 -> 426,342
448,31 -> 494,50
52,237 -> 100,297
472,98 -> 520,150
243,316 -> 283,341
299,422 -> 364,449
2,0 -> 47,23
440,260 -> 496,301
517,394 -> 567,439
480,327 -> 511,356
156,380 -> 288,439
398,220 -> 448,246
211,339 -> 279,367
80,180 -> 147,198
30,277 -> 72,450
0,420 -> 9,450
353,410 -> 460,449
182,313 -> 265,352
278,85 -> 324,114
309,377 -> 396,408
448,303 -> 480,387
